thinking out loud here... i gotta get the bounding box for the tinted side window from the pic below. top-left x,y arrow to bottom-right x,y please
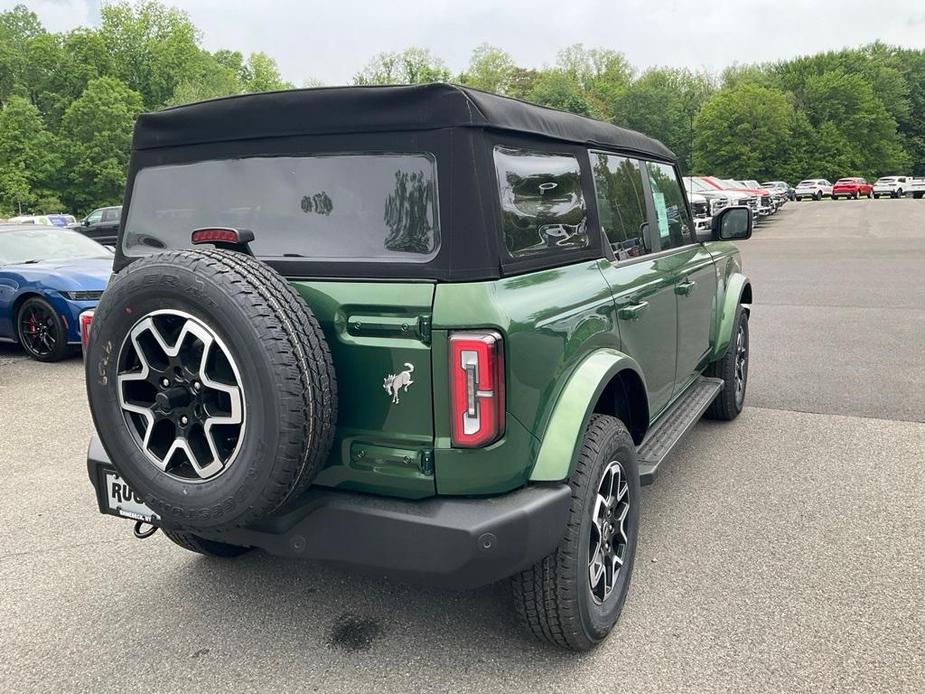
101,208 -> 120,222
590,152 -> 650,260
86,209 -> 103,224
493,147 -> 589,259
645,161 -> 693,250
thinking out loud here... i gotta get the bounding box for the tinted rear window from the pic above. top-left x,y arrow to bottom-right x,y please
122,154 -> 439,261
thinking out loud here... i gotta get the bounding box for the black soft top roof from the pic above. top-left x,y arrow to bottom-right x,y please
132,83 -> 675,160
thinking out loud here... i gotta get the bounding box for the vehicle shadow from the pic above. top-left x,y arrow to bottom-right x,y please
125,537 -> 605,690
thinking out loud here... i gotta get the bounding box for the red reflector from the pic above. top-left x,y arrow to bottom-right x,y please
79,309 -> 94,351
191,228 -> 241,244
448,331 -> 505,448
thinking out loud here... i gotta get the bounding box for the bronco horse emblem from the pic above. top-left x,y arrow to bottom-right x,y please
383,363 -> 415,404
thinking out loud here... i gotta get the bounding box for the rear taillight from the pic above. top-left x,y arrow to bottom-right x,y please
79,309 -> 94,351
448,331 -> 504,448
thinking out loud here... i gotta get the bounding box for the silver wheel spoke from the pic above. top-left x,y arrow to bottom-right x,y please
117,310 -> 245,482
588,459 -> 631,604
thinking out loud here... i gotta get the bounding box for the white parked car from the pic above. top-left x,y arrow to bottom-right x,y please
910,178 -> 925,199
6,214 -> 54,225
794,179 -> 833,201
873,176 -> 925,199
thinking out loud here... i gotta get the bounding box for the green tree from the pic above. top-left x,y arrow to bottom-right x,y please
527,69 -> 597,117
693,83 -> 794,179
242,52 -> 292,93
801,68 -> 908,177
555,44 -> 633,118
168,51 -> 243,106
100,1 -> 202,109
458,44 -> 517,94
58,77 -> 143,213
617,68 -> 714,173
0,96 -> 59,215
354,47 -> 450,85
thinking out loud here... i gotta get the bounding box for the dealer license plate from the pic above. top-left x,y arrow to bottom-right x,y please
104,471 -> 158,522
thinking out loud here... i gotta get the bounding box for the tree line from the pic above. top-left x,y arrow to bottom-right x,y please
1,1 -> 922,217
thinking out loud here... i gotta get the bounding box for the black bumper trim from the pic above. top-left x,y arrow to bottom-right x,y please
87,437 -> 571,589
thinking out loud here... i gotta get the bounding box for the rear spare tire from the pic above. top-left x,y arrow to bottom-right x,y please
85,249 -> 337,532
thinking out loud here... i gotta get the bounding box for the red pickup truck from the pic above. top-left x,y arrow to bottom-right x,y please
831,177 -> 873,200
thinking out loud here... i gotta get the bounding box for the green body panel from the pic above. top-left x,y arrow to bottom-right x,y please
291,281 -> 437,498
431,260 -> 619,495
704,241 -> 750,361
286,243 -> 745,498
530,349 -> 645,481
598,255 -> 679,417
674,245 -> 720,390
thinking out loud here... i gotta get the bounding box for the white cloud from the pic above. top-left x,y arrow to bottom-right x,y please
4,0 -> 925,84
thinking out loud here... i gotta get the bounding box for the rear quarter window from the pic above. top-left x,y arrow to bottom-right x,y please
122,153 -> 440,262
493,147 -> 589,259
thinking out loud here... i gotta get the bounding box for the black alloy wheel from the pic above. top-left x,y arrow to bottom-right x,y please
17,297 -> 69,362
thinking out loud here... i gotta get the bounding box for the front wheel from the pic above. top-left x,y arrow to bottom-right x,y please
814,191 -> 822,201
513,414 -> 640,651
874,194 -> 880,199
704,305 -> 749,421
17,297 -> 70,362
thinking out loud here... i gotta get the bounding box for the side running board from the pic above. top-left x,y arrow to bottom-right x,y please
637,376 -> 724,486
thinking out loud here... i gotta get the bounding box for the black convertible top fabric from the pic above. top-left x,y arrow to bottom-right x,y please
132,83 -> 675,160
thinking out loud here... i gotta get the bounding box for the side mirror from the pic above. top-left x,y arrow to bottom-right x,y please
711,206 -> 752,241
82,219 -> 90,227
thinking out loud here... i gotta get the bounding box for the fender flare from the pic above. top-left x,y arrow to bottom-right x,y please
530,349 -> 646,483
712,273 -> 751,361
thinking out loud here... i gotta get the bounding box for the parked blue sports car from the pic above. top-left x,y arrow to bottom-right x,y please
0,225 -> 112,361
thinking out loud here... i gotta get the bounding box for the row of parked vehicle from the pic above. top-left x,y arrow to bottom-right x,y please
794,176 -> 925,200
0,205 -> 122,245
684,176 -> 789,232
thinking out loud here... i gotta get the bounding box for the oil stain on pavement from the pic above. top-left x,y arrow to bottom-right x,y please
327,613 -> 383,652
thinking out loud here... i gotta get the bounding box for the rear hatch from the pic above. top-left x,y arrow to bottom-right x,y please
119,151 -> 441,497
293,280 -> 436,498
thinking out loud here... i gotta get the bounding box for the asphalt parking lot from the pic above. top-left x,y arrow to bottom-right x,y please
1,199 -> 923,693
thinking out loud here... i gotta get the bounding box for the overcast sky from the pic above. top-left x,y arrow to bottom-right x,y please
10,0 -> 925,85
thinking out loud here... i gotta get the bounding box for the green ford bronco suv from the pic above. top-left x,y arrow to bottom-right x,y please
84,84 -> 753,651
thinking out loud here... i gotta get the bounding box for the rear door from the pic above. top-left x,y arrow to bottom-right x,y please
642,161 -> 717,392
591,151 -> 679,417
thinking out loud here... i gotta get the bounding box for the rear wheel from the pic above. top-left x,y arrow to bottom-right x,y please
162,528 -> 251,557
704,305 -> 749,421
85,249 -> 337,532
874,194 -> 880,199
513,414 -> 640,651
17,297 -> 70,362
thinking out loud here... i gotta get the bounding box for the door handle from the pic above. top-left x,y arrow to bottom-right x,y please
675,280 -> 696,296
618,301 -> 649,321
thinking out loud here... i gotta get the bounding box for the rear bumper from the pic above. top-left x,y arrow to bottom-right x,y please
87,436 -> 571,589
